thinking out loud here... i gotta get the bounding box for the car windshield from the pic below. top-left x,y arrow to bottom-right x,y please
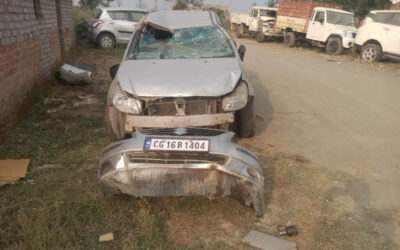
326,11 -> 355,27
128,25 -> 235,60
260,10 -> 276,18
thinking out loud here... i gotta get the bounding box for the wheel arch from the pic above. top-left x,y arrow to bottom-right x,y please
326,34 -> 342,44
363,39 -> 382,48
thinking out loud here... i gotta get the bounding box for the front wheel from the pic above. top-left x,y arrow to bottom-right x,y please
105,106 -> 128,140
326,37 -> 343,55
256,32 -> 265,43
361,44 -> 383,62
235,98 -> 256,138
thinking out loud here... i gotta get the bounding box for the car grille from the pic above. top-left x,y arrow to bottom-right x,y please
146,97 -> 219,116
127,151 -> 228,165
141,128 -> 226,137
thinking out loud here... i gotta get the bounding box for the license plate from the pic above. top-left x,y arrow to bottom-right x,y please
144,138 -> 209,152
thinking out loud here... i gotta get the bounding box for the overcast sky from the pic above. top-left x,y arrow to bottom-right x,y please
73,0 -> 272,13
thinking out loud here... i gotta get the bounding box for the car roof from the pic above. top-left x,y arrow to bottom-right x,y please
370,10 -> 400,14
314,7 -> 354,15
100,7 -> 148,12
144,10 -> 220,31
253,6 -> 277,11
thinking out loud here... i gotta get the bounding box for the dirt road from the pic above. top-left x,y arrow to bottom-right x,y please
242,39 -> 400,247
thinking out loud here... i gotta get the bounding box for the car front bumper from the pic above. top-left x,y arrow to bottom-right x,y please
342,36 -> 355,49
124,113 -> 235,131
98,128 -> 265,216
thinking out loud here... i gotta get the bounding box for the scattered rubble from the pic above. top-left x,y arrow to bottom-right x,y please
44,94 -> 98,113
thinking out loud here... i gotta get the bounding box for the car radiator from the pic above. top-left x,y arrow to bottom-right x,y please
146,97 -> 219,116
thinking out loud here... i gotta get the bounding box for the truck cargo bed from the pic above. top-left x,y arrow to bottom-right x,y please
275,0 -> 342,33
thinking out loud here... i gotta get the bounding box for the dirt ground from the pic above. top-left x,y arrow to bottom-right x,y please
0,40 -> 399,249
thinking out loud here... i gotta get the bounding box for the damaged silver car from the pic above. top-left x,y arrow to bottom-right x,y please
100,11 -> 265,215
105,10 -> 255,139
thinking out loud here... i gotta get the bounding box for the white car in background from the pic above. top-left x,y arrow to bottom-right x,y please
90,7 -> 148,48
355,10 -> 400,61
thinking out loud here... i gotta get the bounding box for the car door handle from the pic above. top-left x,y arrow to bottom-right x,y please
110,22 -> 115,25
383,27 -> 391,31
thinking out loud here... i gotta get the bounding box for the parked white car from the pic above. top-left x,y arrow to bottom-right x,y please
355,10 -> 400,62
90,7 -> 148,48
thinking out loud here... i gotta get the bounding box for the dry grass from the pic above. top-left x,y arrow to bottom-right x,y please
0,43 -> 398,249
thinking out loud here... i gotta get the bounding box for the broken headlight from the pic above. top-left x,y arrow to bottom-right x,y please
222,82 -> 248,112
112,85 -> 143,115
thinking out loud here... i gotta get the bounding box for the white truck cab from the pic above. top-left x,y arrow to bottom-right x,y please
277,6 -> 357,55
306,7 -> 357,53
231,6 -> 278,42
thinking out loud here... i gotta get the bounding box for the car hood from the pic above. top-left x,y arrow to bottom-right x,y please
116,58 -> 242,97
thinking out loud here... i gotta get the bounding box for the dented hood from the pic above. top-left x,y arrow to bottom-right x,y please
117,58 -> 242,97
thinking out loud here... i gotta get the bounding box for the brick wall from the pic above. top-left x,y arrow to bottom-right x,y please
391,3 -> 400,10
0,0 -> 74,127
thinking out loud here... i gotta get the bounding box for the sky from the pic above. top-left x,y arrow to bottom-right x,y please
73,0 -> 273,13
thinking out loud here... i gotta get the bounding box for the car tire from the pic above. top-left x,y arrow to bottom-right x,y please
235,25 -> 243,38
98,33 -> 115,49
283,31 -> 296,47
235,97 -> 256,138
361,44 -> 383,62
256,31 -> 265,43
105,105 -> 127,140
326,37 -> 343,55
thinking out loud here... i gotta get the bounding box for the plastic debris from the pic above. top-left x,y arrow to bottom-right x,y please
59,60 -> 96,84
242,230 -> 297,250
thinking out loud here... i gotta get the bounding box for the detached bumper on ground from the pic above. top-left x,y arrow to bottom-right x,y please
98,128 -> 265,216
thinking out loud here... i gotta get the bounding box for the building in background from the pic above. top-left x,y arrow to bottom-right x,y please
391,2 -> 400,9
0,0 -> 74,128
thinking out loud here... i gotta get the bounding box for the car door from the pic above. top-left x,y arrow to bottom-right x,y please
248,9 -> 259,32
306,10 -> 325,41
379,12 -> 400,55
108,11 -> 135,43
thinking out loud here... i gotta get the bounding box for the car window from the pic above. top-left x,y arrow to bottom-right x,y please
128,25 -> 235,60
94,9 -> 102,19
326,11 -> 355,26
314,11 -> 325,23
260,10 -> 276,18
130,11 -> 145,22
371,12 -> 397,25
108,11 -> 130,21
388,13 -> 400,26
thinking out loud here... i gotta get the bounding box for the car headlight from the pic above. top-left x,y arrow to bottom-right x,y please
222,82 -> 248,112
112,85 -> 143,114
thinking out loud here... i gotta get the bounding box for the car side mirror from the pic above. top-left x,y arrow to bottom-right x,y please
109,64 -> 119,80
238,45 -> 246,61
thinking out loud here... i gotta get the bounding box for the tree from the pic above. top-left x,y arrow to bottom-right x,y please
267,0 -> 279,7
324,0 -> 392,18
173,0 -> 204,10
79,0 -> 112,10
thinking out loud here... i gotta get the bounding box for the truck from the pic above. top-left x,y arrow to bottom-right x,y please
275,0 -> 358,55
231,6 -> 281,42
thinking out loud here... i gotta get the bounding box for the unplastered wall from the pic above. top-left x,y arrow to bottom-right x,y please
0,0 -> 74,127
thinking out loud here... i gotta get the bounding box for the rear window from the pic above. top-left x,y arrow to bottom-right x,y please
370,12 -> 400,26
94,10 -> 102,19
